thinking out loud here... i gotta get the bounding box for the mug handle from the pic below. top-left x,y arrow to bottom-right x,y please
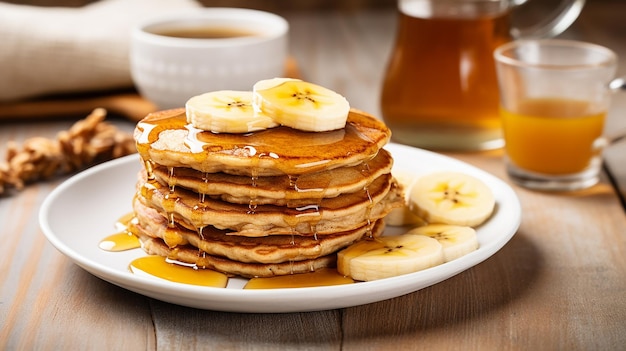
511,0 -> 586,39
607,76 -> 626,145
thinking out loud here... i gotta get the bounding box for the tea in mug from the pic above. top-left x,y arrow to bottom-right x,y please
152,26 -> 258,39
501,98 -> 605,175
381,9 -> 512,150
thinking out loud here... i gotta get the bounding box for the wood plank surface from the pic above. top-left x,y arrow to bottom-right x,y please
0,120 -> 152,350
150,302 -> 342,350
560,1 -> 626,204
1,1 -> 625,350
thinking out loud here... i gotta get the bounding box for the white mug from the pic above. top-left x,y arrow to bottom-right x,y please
130,8 -> 289,109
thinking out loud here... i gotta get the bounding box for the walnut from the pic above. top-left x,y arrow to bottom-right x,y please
0,108 -> 136,195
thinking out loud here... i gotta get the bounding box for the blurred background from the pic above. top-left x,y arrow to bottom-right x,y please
1,0 -> 395,10
0,0 -> 622,127
1,0 -> 622,105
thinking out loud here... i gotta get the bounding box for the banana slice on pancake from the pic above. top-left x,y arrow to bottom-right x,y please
186,90 -> 278,133
252,77 -> 301,94
186,79 -> 350,133
253,78 -> 350,132
337,234 -> 444,281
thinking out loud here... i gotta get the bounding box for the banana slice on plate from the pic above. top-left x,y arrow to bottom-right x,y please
337,234 -> 444,281
253,78 -> 350,132
407,224 -> 478,262
186,90 -> 278,133
408,171 -> 495,227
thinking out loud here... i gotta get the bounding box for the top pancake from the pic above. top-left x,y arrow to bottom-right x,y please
134,108 -> 391,176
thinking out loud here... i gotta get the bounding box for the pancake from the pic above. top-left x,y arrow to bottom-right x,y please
137,233 -> 338,278
136,169 -> 402,237
150,148 -> 394,206
134,108 -> 391,177
132,197 -> 383,264
130,100 -> 401,278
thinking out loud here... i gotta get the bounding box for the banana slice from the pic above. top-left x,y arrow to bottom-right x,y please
186,90 -> 278,133
253,78 -> 350,132
252,77 -> 301,93
408,171 -> 495,227
385,170 -> 425,226
337,234 -> 444,281
407,224 -> 478,262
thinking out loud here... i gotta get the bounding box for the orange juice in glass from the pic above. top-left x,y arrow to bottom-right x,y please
494,40 -> 617,191
501,98 -> 605,174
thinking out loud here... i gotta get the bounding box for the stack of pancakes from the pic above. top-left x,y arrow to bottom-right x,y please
131,107 -> 402,278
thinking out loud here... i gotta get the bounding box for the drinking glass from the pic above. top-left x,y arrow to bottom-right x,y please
494,39 -> 618,191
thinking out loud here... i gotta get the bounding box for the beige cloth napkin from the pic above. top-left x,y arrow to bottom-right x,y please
0,0 -> 201,102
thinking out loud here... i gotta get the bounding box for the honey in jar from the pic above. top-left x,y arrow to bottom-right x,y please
381,0 -> 512,150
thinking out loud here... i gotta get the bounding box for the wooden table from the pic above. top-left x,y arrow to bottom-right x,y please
2,1 -> 625,349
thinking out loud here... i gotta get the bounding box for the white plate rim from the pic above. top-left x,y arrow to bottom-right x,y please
39,143 -> 521,313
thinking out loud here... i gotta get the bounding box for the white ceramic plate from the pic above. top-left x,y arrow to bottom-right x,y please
40,143 -> 521,313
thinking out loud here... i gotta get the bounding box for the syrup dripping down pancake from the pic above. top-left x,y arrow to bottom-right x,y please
150,149 -> 394,206
132,198 -> 384,265
136,169 -> 402,237
137,233 -> 339,279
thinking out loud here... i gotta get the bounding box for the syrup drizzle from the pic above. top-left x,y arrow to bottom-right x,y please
244,268 -> 354,289
200,172 -> 209,203
184,123 -> 209,153
135,110 -> 388,176
248,148 -> 260,215
129,255 -> 228,288
99,232 -> 140,252
99,213 -> 140,252
167,166 -> 176,192
144,159 -> 155,180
